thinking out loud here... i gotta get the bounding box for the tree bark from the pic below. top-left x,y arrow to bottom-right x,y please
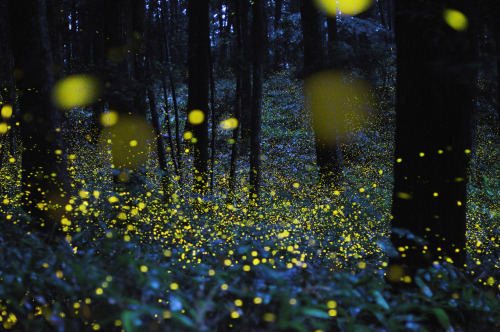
249,0 -> 264,205
390,0 -> 475,276
301,0 -> 344,188
239,0 -> 253,142
8,0 -> 71,238
188,0 -> 210,193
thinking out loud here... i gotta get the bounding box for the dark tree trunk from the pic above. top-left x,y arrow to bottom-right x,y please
301,0 -> 344,188
249,0 -> 264,205
160,7 -> 182,173
326,14 -> 338,67
8,0 -> 71,238
239,0 -> 253,142
390,0 -> 475,276
148,88 -> 170,196
188,0 -> 210,193
228,0 -> 243,204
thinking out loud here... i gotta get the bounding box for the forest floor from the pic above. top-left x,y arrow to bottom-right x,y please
0,71 -> 500,331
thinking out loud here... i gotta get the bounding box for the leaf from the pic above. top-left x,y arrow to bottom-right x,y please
431,308 -> 450,330
415,276 -> 433,297
372,291 -> 389,310
301,308 -> 330,319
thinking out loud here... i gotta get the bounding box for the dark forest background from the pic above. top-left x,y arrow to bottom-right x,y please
1,0 -> 500,331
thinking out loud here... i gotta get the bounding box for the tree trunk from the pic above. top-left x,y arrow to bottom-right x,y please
301,0 -> 344,188
148,88 -> 170,196
239,0 -> 253,142
390,0 -> 475,276
188,0 -> 210,194
227,0 -> 243,204
8,0 -> 71,239
249,0 -> 264,205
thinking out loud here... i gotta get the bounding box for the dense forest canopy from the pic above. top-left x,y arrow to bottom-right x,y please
1,0 -> 500,331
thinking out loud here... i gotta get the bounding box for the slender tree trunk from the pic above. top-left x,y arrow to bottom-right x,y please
160,76 -> 179,177
148,88 -> 170,196
209,42 -> 217,195
8,0 -> 71,239
249,0 -> 264,205
228,0 -> 243,204
161,8 -> 182,173
390,0 -> 475,276
239,0 -> 253,142
188,0 -> 210,193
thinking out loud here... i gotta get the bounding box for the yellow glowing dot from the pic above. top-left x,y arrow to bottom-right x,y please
101,110 -> 119,127
209,269 -> 215,276
56,270 -> 63,278
359,188 -> 365,193
396,192 -> 412,200
243,265 -> 251,271
55,149 -> 62,155
108,196 -> 119,203
464,149 -> 471,154
188,109 -> 205,124
328,309 -> 337,316
254,297 -> 262,304
53,74 -> 100,110
327,301 -> 337,309
293,182 -> 300,188
433,192 -> 438,197
140,265 -> 148,273
65,204 -> 73,212
231,311 -> 240,319
234,299 -> 243,306
224,259 -> 232,266
69,154 -> 77,160
183,131 -> 193,140
129,140 -> 138,147
397,158 -> 402,163
358,262 -> 366,269
403,275 -> 412,283
252,258 -> 260,265
8,157 -> 14,163
96,288 -> 103,295
333,190 -> 340,196
487,277 -> 495,286
0,123 -> 8,134
379,170 -> 383,175
79,190 -> 89,199
221,284 -> 228,290
438,149 -> 443,154
263,313 -> 276,322
163,249 -> 172,257
313,0 -> 373,17
1,105 -> 13,119
457,201 -> 462,206
443,9 -> 468,31
289,298 -> 297,305
170,283 -> 179,290
220,117 -> 239,130
419,152 -> 425,157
